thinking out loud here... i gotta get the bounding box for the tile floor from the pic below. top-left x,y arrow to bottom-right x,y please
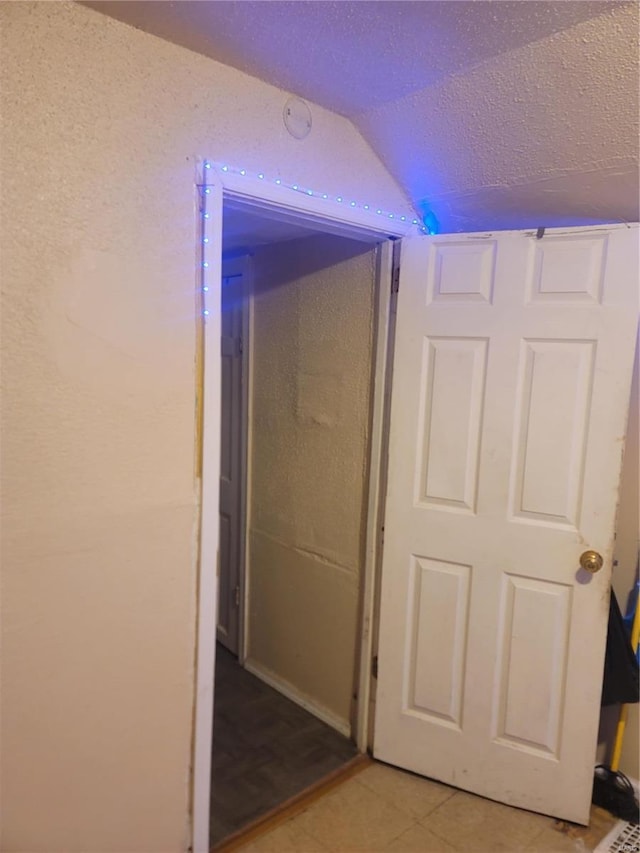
237,761 -> 618,852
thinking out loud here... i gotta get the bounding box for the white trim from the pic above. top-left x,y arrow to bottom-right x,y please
242,281 -> 255,665
219,254 -> 252,663
238,257 -> 253,664
216,166 -> 416,242
192,172 -> 223,853
192,160 -> 412,852
244,658 -> 352,739
355,240 -> 395,752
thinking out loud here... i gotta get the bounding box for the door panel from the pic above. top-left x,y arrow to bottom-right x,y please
510,339 -> 594,525
493,573 -> 571,756
374,226 -> 639,823
416,336 -> 487,511
407,556 -> 471,726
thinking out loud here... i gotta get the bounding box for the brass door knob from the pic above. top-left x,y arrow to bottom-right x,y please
579,550 -> 604,574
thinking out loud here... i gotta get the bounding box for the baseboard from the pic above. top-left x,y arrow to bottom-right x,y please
244,658 -> 351,738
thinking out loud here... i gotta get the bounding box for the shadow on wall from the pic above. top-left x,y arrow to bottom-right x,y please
242,235 -> 378,295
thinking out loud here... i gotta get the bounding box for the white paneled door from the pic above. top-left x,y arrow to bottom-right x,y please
374,226 -> 639,823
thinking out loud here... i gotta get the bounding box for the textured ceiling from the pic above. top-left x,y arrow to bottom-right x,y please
357,2 -> 640,231
82,1 -> 615,115
84,1 -> 639,232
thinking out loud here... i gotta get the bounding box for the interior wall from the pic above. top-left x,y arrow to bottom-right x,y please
246,234 -> 377,729
0,4 -> 411,851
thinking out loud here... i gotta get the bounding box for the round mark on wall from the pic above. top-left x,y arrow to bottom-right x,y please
283,97 -> 312,139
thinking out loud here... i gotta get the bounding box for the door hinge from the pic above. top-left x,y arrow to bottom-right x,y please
372,655 -> 378,679
234,585 -> 240,607
391,266 -> 400,294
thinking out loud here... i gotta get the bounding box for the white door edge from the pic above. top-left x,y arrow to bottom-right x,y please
355,239 -> 396,751
218,255 -> 251,662
240,266 -> 253,666
192,171 -> 223,853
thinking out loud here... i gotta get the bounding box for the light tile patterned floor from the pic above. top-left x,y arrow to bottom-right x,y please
238,762 -> 618,852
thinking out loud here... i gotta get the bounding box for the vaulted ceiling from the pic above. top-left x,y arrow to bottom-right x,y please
84,1 -> 639,232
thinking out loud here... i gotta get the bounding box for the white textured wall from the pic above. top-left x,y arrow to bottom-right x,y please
247,235 -> 376,727
0,4 -> 409,851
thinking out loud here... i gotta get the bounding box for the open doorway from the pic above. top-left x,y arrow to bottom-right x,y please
209,199 -> 389,846
195,168 -> 640,850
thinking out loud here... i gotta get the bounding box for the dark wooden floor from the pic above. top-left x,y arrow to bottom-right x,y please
210,645 -> 358,847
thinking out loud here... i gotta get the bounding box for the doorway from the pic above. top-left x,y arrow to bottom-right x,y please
210,199 -> 390,845
195,169 -> 640,849
193,164 -> 414,853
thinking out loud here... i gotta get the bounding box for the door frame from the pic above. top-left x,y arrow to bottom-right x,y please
218,256 -> 252,662
192,159 -> 417,853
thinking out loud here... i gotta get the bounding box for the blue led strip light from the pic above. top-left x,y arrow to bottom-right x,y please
200,175 -> 211,319
202,160 -> 425,229
198,160 -> 435,319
